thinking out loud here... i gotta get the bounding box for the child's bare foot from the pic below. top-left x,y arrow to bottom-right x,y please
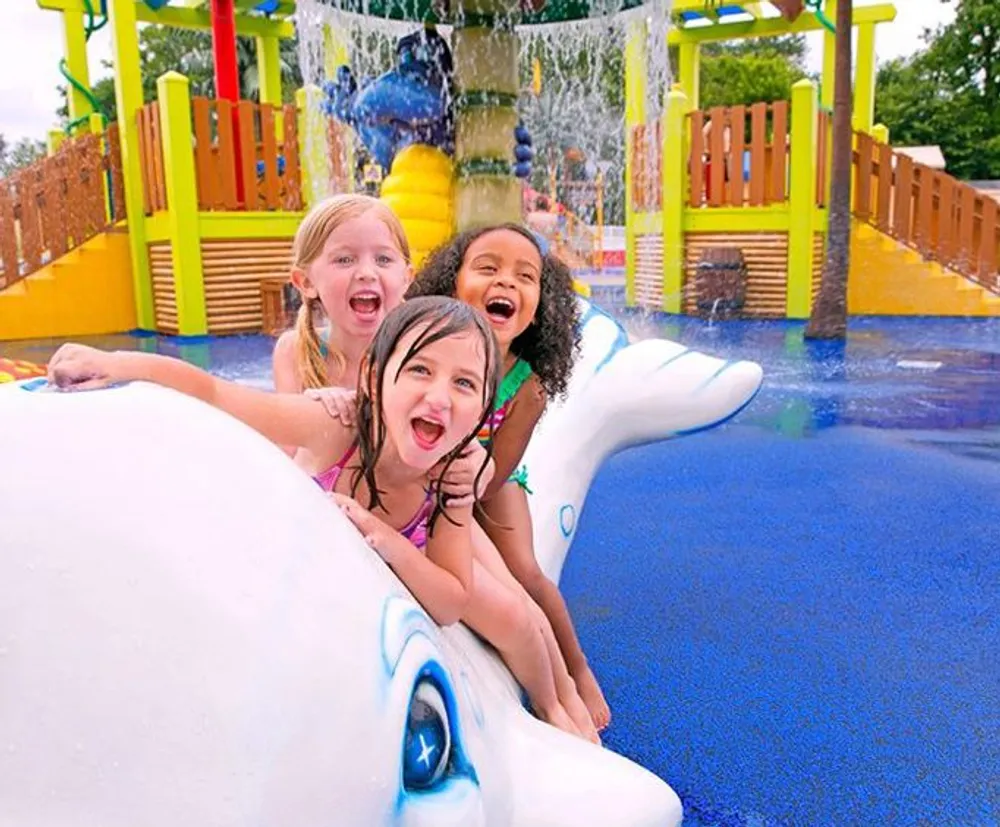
574,665 -> 611,731
564,687 -> 602,745
536,702 -> 581,739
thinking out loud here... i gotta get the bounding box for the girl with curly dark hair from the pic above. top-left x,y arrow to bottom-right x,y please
406,223 -> 611,733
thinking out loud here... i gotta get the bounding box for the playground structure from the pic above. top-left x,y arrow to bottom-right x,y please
2,0 -> 999,345
1,0 -> 309,340
624,1 -> 1000,318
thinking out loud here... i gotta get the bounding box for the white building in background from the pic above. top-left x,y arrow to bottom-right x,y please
895,146 -> 947,170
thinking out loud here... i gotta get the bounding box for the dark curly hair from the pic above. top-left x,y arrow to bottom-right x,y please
405,223 -> 581,399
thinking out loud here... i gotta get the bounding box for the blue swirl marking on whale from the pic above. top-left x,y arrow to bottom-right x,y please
559,504 -> 577,539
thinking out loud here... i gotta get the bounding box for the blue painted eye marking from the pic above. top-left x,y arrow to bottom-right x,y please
559,504 -> 576,538
381,598 -> 480,812
403,674 -> 451,789
380,598 -> 438,679
400,662 -> 479,800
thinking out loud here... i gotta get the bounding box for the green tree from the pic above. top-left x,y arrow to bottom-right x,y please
0,135 -> 47,177
57,26 -> 303,126
699,35 -> 810,108
57,72 -> 118,124
874,0 -> 1000,179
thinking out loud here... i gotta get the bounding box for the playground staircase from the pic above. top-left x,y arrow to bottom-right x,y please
0,126 -> 133,341
849,222 -> 1000,316
849,131 -> 1000,317
0,231 -> 136,341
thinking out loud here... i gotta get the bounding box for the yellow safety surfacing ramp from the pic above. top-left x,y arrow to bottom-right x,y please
848,222 -> 1000,317
0,232 -> 136,341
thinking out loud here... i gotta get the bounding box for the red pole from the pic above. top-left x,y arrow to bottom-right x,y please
210,0 -> 245,204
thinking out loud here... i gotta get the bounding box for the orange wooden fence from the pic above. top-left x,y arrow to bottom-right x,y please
191,98 -> 302,212
629,104 -> 849,212
135,97 -> 303,215
853,131 -> 999,294
630,102 -> 794,212
137,102 -> 167,214
0,126 -> 126,290
631,120 -> 662,213
689,102 -> 789,208
626,97 -> 998,295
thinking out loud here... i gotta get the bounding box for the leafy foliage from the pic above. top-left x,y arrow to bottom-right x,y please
699,35 -> 810,108
0,135 -> 47,177
874,0 -> 1000,179
57,27 -> 303,125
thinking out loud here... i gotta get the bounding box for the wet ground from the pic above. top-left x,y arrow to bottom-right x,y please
573,297 -> 1000,826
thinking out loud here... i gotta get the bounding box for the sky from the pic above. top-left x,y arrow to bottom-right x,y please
0,1 -> 956,145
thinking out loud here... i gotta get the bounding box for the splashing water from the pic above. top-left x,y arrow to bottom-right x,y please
292,0 -> 673,224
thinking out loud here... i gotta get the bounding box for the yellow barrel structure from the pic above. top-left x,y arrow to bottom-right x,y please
379,144 -> 455,269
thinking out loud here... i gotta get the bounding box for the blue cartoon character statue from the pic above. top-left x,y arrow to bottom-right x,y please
323,25 -> 533,266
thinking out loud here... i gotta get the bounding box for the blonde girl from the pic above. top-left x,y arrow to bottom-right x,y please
272,194 -> 413,397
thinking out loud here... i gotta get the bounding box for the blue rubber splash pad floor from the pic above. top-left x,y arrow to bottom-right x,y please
5,306 -> 999,826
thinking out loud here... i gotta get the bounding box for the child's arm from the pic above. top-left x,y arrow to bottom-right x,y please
483,375 -> 547,500
419,503 -> 474,624
335,495 -> 472,627
272,330 -> 303,394
48,344 -> 352,459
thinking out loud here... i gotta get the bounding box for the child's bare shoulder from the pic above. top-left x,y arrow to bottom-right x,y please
273,328 -> 299,358
272,329 -> 302,391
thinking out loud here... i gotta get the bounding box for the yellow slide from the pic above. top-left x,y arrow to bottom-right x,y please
848,221 -> 1000,317
0,231 -> 136,341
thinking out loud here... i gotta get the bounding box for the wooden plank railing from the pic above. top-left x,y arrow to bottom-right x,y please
137,101 -> 167,214
688,101 -> 790,208
135,97 -> 303,215
625,96 -> 998,295
853,131 -> 1000,295
0,126 -> 126,291
629,100 -> 793,213
191,97 -> 302,212
630,120 -> 662,213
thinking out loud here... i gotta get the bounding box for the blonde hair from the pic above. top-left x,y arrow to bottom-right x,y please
291,194 -> 411,390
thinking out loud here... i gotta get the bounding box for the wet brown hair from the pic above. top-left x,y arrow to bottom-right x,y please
351,295 -> 500,534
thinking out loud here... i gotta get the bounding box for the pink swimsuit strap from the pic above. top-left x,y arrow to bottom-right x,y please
313,442 -> 358,492
314,442 -> 434,550
395,496 -> 434,551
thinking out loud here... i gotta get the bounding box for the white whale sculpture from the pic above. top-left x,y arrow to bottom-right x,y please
0,299 -> 762,826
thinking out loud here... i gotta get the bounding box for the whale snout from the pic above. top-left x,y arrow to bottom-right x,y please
503,718 -> 683,826
679,357 -> 763,435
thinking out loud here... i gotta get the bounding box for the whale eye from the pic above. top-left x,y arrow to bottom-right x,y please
402,678 -> 452,790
